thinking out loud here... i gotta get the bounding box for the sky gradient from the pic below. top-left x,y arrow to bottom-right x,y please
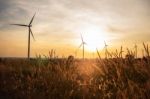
0,0 -> 150,58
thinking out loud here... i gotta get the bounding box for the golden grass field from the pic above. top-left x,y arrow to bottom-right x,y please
0,44 -> 150,99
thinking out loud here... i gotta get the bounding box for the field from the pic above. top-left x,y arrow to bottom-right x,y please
0,47 -> 150,99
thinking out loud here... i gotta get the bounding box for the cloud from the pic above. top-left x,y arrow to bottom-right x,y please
0,0 -> 150,57
106,25 -> 127,33
0,0 -> 149,29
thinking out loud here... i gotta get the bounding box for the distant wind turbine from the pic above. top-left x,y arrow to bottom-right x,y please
78,34 -> 86,60
104,41 -> 108,58
11,13 -> 36,59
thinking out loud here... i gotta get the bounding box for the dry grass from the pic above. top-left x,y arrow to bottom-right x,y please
0,45 -> 150,99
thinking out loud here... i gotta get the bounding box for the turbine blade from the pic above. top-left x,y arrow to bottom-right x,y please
75,43 -> 83,56
29,13 -> 36,25
78,43 -> 83,48
30,28 -> 35,41
80,33 -> 84,43
10,24 -> 28,27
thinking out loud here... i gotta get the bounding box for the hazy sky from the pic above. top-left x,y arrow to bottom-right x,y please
0,0 -> 150,58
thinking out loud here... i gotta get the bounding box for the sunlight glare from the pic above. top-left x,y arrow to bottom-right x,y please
79,25 -> 110,52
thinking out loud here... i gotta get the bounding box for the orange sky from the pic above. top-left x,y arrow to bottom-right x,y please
0,0 -> 150,58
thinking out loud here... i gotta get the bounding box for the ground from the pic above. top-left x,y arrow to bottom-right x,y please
0,58 -> 150,99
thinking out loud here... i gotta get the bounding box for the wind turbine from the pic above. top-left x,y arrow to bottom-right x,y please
104,41 -> 108,58
78,34 -> 86,60
11,13 -> 36,59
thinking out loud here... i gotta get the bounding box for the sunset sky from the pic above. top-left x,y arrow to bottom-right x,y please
0,0 -> 150,58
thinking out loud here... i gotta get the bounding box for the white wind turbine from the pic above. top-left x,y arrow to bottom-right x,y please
11,13 -> 36,59
78,34 -> 87,60
104,41 -> 108,58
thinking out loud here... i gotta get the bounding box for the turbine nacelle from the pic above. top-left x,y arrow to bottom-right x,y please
29,25 -> 32,27
83,42 -> 86,45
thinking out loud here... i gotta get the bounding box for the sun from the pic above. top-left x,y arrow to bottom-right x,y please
81,26 -> 110,52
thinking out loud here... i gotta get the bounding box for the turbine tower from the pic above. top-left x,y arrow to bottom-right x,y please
104,41 -> 108,58
78,34 -> 86,60
11,13 -> 36,59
